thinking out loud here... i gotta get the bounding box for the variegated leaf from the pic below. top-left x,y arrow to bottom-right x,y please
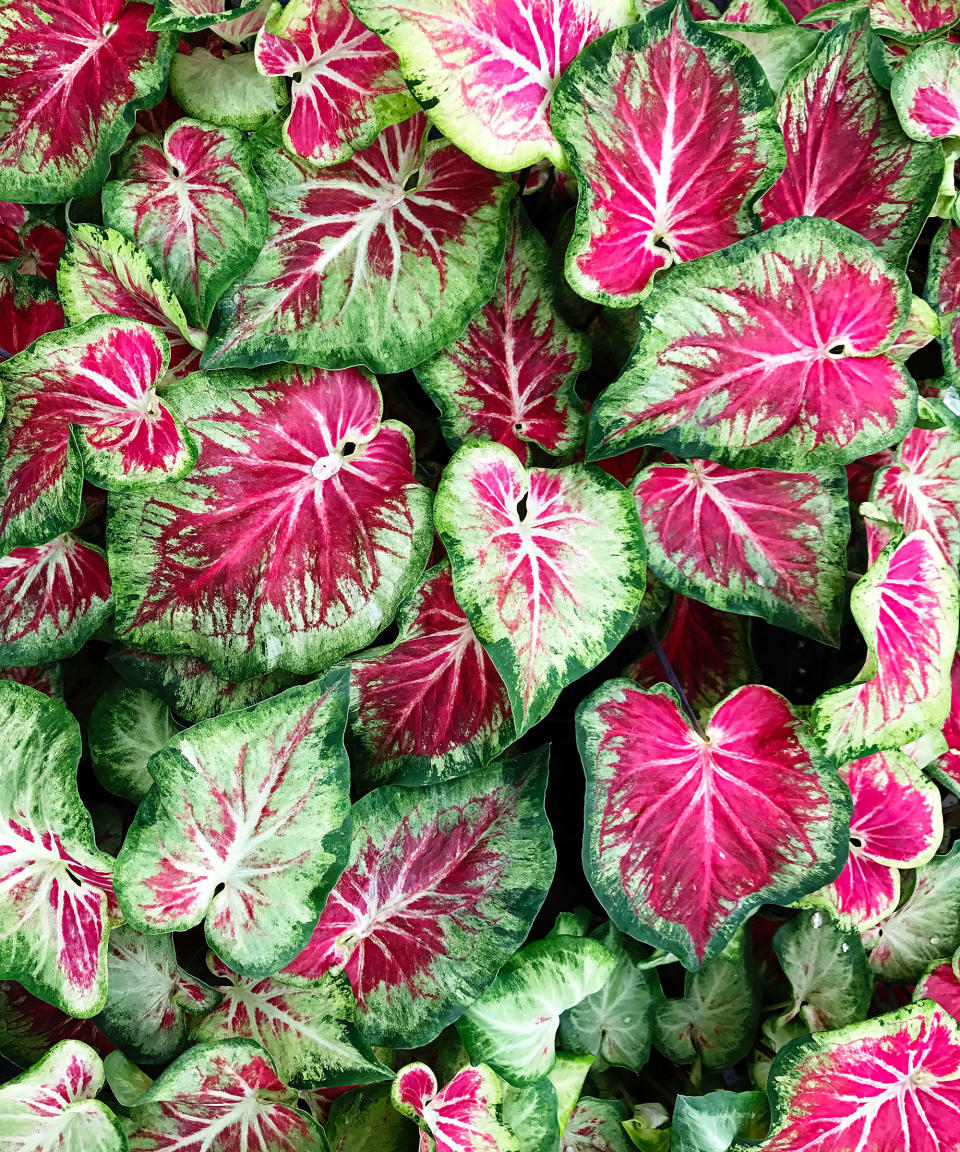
892,39 -> 960,141
149,0 -> 263,32
0,980 -> 110,1069
89,681 -> 178,804
773,910 -> 872,1033
0,268 -> 64,358
392,1062 -> 518,1152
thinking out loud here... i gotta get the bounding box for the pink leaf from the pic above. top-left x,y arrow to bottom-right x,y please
579,681 -> 852,967
0,269 -> 64,358
0,981 -> 111,1069
392,1062 -> 518,1152
915,958 -> 960,1020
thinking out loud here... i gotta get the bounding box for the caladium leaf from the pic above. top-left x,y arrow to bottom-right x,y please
808,0 -> 960,42
436,442 -> 646,735
931,652 -> 960,794
392,1062 -> 518,1152
327,1084 -> 419,1152
115,673 -> 351,977
149,0 -> 263,32
347,0 -> 635,171
0,269 -> 65,358
415,209 -> 589,463
579,680 -> 851,968
671,1091 -> 768,1152
280,751 -> 554,1048
125,1038 -> 327,1150
915,955 -> 960,1018
870,425 -> 960,570
57,224 -> 206,380
108,646 -> 301,725
192,954 -> 390,1089
733,1003 -> 960,1152
759,16 -> 942,263
0,1040 -> 125,1151
709,24 -> 823,95
203,113 -> 514,373
0,316 -> 197,554
862,843 -> 960,981
95,925 -> 221,1064
0,981 -> 110,1068
215,0 -> 271,44
811,531 -> 959,761
807,751 -> 942,929
170,44 -> 288,132
551,0 -> 783,306
457,936 -> 617,1085
89,681 -> 177,804
623,595 -> 754,712
254,0 -> 417,168
501,1079 -> 562,1152
0,0 -> 174,204
108,364 -> 432,679
651,930 -> 759,1068
559,922 -> 658,1072
0,535 -> 112,666
928,220 -> 960,391
633,459 -> 849,644
772,910 -> 872,1033
892,40 -> 960,140
102,119 -> 269,329
0,681 -> 119,1017
888,295 -> 939,361
347,562 -> 514,790
586,218 -> 915,470
560,1097 -> 632,1152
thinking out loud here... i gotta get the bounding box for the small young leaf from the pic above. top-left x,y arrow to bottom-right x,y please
773,910 -> 872,1033
392,1062 -> 519,1152
89,681 -> 178,804
671,1091 -> 768,1152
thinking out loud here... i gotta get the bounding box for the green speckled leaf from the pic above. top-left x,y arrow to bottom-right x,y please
89,681 -> 178,804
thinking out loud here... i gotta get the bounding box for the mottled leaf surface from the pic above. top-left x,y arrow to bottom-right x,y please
89,681 -> 177,804
392,1062 -> 518,1152
773,910 -> 872,1033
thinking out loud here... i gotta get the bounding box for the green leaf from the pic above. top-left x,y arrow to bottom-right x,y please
89,681 -> 179,804
773,910 -> 873,1032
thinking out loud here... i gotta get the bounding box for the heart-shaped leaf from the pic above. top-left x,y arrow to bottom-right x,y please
892,39 -> 960,140
0,316 -> 196,554
760,15 -> 942,262
89,681 -> 177,804
588,217 -> 915,470
115,673 -> 351,977
415,208 -> 589,463
671,1092 -> 768,1152
347,562 -> 514,789
0,1040 -> 125,1151
578,680 -> 852,967
192,953 -> 390,1089
348,0 -> 635,171
551,0 -> 783,305
0,535 -> 112,665
202,113 -> 514,373
108,364 -> 432,679
254,0 -> 416,167
125,1038 -> 327,1150
561,1098 -> 632,1152
102,118 -> 268,328
0,1 -> 174,203
633,459 -> 849,643
0,681 -> 119,1017
280,750 -> 554,1048
393,1062 -> 518,1152
773,910 -> 872,1033
811,531 -> 959,761
436,442 -> 646,735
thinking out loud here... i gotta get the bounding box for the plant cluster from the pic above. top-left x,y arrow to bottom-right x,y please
1,0 -> 960,1148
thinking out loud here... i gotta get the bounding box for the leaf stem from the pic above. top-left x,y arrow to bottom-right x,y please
644,625 -> 707,739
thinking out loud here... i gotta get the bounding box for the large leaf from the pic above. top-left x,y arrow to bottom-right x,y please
192,953 -> 390,1089
0,317 -> 196,554
347,562 -> 514,789
89,681 -> 178,804
671,1092 -> 767,1152
633,459 -> 849,644
108,364 -> 432,679
759,15 -> 942,262
95,925 -> 221,1064
0,0 -> 173,203
102,118 -> 269,328
170,43 -> 287,131
808,751 -> 943,928
125,1038 -> 327,1150
551,0 -> 783,306
202,113 -> 514,373
254,0 -> 416,167
114,673 -> 352,977
586,219 -> 915,470
57,224 -> 207,380
0,1040 -> 125,1151
578,680 -> 852,968
0,682 -> 119,1017
415,209 -> 589,463
623,594 -> 755,712
0,535 -> 112,665
457,936 -> 617,1085
392,1062 -> 518,1152
150,0 -> 263,32
871,425 -> 960,570
435,442 -> 645,735
733,1003 -> 960,1152
347,0 -> 635,171
279,751 -> 555,1048
811,531 -> 959,761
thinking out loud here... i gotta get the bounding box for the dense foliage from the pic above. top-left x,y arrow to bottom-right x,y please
1,0 -> 960,1148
